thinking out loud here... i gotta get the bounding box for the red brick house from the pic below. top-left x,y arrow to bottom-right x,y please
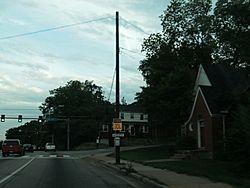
183,63 -> 250,158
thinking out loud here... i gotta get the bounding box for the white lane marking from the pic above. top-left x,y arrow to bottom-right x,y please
49,155 -> 57,158
63,155 -> 70,158
0,157 -> 35,185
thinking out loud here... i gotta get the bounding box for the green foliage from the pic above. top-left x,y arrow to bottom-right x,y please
5,121 -> 45,146
138,0 -> 215,137
137,0 -> 249,140
225,91 -> 250,172
39,80 -> 114,149
214,0 -> 250,67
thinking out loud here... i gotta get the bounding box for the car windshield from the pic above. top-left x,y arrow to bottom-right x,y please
3,141 -> 19,145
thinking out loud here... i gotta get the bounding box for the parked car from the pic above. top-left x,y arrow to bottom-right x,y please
23,144 -> 34,152
45,143 -> 56,152
2,139 -> 25,157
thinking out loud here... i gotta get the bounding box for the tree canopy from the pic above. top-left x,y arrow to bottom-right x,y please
38,80 -> 114,149
137,0 -> 250,138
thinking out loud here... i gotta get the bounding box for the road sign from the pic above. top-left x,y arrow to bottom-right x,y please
112,122 -> 122,131
112,133 -> 124,137
112,118 -> 122,131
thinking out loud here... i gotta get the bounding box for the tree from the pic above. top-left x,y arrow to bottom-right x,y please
226,91 -> 250,172
214,0 -> 250,67
5,121 -> 45,146
39,80 -> 113,149
137,0 -> 214,138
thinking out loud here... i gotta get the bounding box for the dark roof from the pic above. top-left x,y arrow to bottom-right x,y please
120,102 -> 144,113
201,63 -> 250,114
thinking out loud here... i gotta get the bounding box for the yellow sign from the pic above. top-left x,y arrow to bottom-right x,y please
112,122 -> 122,131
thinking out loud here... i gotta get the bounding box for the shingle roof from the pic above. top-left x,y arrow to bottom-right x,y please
120,102 -> 144,113
201,63 -> 250,114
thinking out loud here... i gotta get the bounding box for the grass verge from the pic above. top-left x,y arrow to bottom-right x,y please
120,145 -> 174,161
147,160 -> 250,188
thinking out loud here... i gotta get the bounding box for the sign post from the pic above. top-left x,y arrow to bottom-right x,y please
113,118 -> 122,164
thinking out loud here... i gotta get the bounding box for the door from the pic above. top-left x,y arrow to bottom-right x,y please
129,125 -> 135,136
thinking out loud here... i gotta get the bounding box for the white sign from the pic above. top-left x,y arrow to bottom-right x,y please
112,133 -> 125,137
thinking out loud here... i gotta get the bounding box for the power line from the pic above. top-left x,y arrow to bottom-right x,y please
120,47 -> 145,57
108,68 -> 116,101
120,17 -> 151,36
0,16 -> 114,40
120,51 -> 139,62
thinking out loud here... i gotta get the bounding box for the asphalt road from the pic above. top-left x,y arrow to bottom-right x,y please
0,151 -> 156,188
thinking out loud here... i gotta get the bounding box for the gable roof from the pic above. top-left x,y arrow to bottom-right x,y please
186,63 -> 250,125
201,63 -> 250,114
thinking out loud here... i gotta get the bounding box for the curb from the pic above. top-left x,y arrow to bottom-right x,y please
90,157 -> 168,188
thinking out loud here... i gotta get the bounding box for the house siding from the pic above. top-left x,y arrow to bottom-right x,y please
188,90 -> 214,158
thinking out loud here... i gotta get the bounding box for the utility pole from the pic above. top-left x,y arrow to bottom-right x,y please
115,11 -> 120,165
115,11 -> 120,118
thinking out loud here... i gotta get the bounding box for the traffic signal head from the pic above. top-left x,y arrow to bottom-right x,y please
18,115 -> 22,122
1,115 -> 5,122
38,116 -> 43,123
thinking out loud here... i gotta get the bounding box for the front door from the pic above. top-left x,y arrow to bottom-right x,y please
129,125 -> 135,136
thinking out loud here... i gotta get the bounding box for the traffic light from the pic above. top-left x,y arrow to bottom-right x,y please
38,116 -> 43,123
1,115 -> 5,122
18,115 -> 22,122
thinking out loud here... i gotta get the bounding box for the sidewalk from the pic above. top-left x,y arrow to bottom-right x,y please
88,149 -> 234,188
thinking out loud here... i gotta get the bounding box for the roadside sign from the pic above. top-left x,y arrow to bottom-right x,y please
112,118 -> 122,131
112,133 -> 124,137
112,122 -> 122,131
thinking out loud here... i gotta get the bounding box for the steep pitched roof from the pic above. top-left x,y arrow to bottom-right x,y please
200,63 -> 250,114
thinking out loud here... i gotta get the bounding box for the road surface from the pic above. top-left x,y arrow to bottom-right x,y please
0,150 -> 156,188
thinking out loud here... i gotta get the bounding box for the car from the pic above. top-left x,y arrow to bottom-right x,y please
23,144 -> 34,152
45,143 -> 56,152
2,139 -> 25,157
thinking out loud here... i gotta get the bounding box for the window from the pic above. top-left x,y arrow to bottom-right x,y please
102,125 -> 108,132
140,114 -> 144,120
121,113 -> 124,119
130,113 -> 134,119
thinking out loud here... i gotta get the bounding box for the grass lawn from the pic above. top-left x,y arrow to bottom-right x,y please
147,160 -> 250,188
120,145 -> 174,161
120,146 -> 250,188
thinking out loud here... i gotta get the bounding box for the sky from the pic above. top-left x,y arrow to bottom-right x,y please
0,0 -> 171,139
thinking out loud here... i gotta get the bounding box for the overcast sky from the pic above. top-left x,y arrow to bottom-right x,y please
0,0 -> 170,139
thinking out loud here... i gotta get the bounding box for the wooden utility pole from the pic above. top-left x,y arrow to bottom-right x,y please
115,11 -> 120,118
115,11 -> 120,165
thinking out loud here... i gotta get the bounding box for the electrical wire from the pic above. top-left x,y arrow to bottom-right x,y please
0,16 -> 114,40
120,47 -> 145,57
120,17 -> 151,36
108,68 -> 116,101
